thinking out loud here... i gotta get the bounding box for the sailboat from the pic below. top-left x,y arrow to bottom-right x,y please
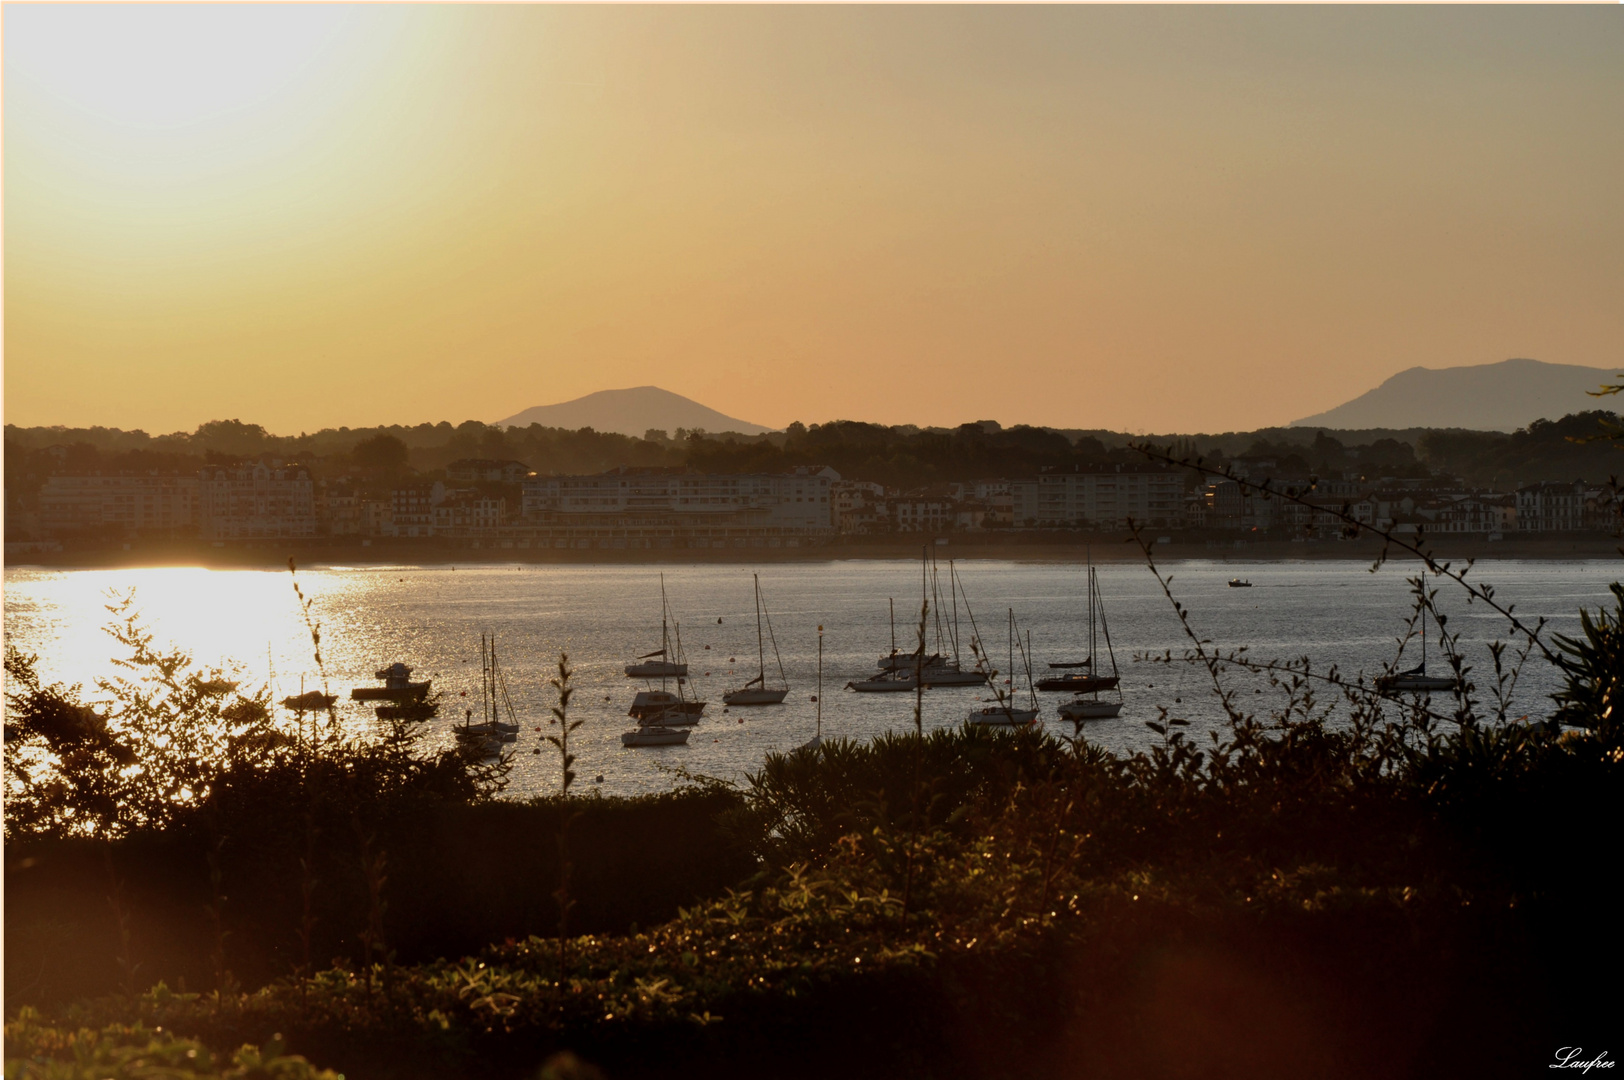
1038,552 -> 1121,695
851,596 -> 932,690
878,598 -> 940,670
1375,578 -> 1459,694
1057,565 -> 1124,722
626,602 -> 706,736
970,609 -> 1040,726
723,575 -> 790,706
625,575 -> 689,678
918,558 -> 989,688
454,633 -> 521,750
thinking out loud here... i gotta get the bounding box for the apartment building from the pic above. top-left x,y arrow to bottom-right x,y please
38,474 -> 200,536
434,492 -> 507,530
198,464 -> 316,540
391,482 -> 447,538
521,470 -> 834,533
1012,464 -> 1185,530
1517,481 -> 1589,533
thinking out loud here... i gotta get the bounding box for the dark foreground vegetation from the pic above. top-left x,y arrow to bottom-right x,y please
6,547 -> 1623,1078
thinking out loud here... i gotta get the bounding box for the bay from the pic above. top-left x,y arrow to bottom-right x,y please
4,558 -> 1616,798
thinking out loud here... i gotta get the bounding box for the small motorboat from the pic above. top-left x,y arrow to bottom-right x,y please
1057,698 -> 1123,722
351,663 -> 431,702
281,690 -> 337,712
622,724 -> 690,748
1228,579 -> 1253,588
375,699 -> 439,722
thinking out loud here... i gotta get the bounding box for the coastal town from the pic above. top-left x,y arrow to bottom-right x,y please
7,444 -> 1616,555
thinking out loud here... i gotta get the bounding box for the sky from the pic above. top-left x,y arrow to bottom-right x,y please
4,4 -> 1622,436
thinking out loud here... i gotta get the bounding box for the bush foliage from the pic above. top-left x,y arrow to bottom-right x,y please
7,561 -> 1623,1079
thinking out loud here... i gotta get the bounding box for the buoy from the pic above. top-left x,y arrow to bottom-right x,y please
810,695 -> 818,702
595,775 -> 603,783
717,617 -> 723,624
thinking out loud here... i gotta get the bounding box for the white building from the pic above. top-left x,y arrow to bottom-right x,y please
1517,481 -> 1589,532
198,464 -> 316,540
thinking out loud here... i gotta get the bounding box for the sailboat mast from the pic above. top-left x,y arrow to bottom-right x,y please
951,559 -> 961,664
1025,629 -> 1036,708
755,574 -> 766,686
890,597 -> 896,656
1008,608 -> 1014,691
660,573 -> 670,660
1087,549 -> 1096,673
1421,575 -> 1428,669
816,625 -> 824,738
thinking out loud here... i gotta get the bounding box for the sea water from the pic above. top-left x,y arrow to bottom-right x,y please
3,558 -> 1616,798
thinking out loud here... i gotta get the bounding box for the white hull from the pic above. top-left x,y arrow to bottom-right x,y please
1058,700 -> 1122,721
622,726 -> 690,747
969,706 -> 1039,726
722,688 -> 789,706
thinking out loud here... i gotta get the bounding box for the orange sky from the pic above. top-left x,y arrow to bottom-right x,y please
4,5 -> 1621,435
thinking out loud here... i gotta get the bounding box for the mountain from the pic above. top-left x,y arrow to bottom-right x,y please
1290,358 -> 1617,432
495,387 -> 771,438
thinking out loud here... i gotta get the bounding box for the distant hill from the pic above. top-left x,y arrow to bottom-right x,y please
495,387 -> 771,438
1290,358 -> 1616,433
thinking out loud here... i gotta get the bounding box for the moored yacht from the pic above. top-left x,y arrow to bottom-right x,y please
723,575 -> 790,706
351,663 -> 431,702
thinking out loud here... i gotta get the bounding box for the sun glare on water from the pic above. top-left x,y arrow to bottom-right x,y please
6,567 -> 358,696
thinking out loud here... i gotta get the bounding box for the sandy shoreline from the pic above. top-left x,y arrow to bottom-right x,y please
6,534 -> 1620,571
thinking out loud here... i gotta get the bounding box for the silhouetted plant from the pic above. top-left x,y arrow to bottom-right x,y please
1552,582 -> 1623,730
3,596 -> 280,839
543,653 -> 581,984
